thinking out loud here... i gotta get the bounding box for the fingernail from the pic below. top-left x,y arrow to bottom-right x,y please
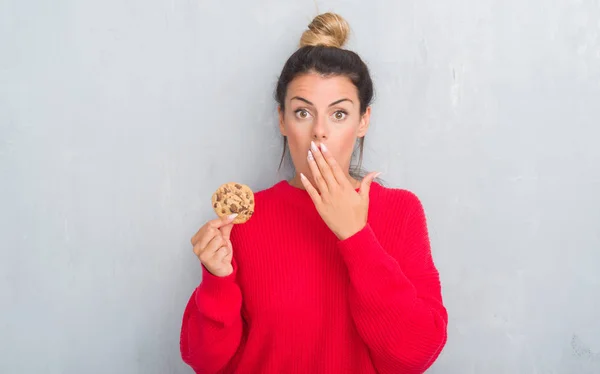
300,172 -> 307,180
311,141 -> 318,152
374,172 -> 382,178
320,143 -> 328,152
227,213 -> 238,220
307,150 -> 314,161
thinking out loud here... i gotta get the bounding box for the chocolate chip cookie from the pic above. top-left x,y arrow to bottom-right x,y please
211,182 -> 255,224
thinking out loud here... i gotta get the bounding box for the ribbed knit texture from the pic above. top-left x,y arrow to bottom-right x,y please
180,180 -> 448,374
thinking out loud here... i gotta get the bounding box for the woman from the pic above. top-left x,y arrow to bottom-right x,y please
180,12 -> 447,374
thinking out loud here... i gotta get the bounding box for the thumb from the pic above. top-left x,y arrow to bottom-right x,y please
219,222 -> 234,241
360,172 -> 381,199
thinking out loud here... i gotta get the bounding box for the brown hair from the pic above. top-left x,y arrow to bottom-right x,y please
275,13 -> 374,179
299,13 -> 349,48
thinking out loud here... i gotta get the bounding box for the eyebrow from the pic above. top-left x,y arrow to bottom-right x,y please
290,96 -> 354,107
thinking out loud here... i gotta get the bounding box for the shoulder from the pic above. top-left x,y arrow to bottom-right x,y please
368,181 -> 429,233
370,181 -> 425,213
368,183 -> 432,251
250,180 -> 289,208
252,180 -> 285,198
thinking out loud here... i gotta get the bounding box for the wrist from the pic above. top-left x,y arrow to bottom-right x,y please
201,260 -> 236,280
336,222 -> 367,241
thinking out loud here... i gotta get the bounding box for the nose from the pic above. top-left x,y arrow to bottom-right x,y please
312,116 -> 328,140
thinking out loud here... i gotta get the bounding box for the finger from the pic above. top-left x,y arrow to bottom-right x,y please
360,171 -> 382,199
310,141 -> 337,189
308,148 -> 328,194
213,245 -> 230,262
193,242 -> 205,258
223,245 -> 233,263
190,228 -> 203,246
319,142 -> 350,187
300,172 -> 322,205
219,222 -> 234,241
192,227 -> 218,250
191,214 -> 237,246
197,234 -> 226,259
208,214 -> 238,229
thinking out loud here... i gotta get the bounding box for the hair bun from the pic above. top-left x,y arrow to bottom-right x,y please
299,12 -> 350,48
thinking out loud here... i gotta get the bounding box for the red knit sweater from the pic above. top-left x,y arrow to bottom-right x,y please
180,180 -> 447,373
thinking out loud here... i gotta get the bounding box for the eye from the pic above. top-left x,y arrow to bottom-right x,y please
333,110 -> 347,121
295,109 -> 312,120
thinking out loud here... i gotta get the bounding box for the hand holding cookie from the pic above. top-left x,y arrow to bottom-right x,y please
191,214 -> 237,277
301,141 -> 380,241
190,182 -> 255,277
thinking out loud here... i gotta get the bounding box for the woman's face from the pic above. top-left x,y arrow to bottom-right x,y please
278,73 -> 371,187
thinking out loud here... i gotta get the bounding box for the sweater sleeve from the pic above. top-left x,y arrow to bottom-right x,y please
179,259 -> 243,374
337,191 -> 448,374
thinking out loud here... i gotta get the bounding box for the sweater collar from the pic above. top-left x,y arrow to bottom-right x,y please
275,179 -> 378,198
